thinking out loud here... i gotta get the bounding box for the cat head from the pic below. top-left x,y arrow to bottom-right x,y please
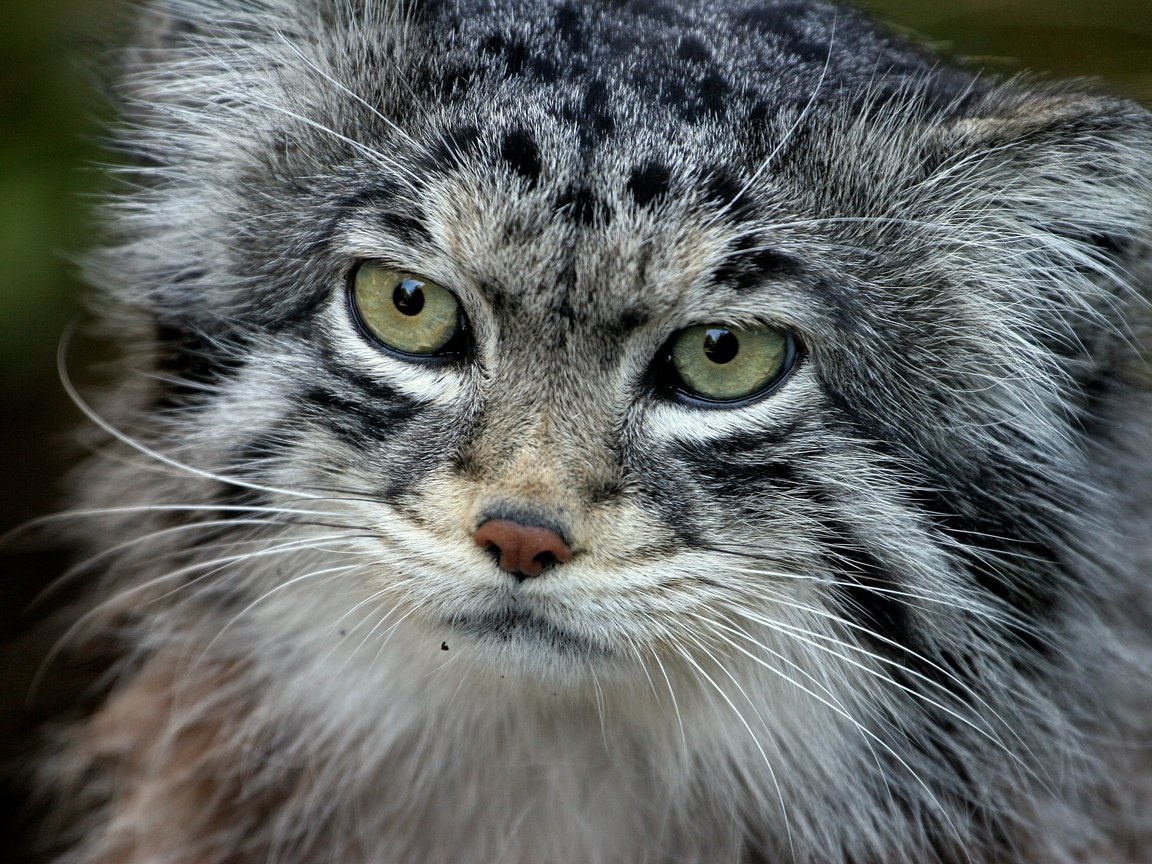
91,0 -> 1152,703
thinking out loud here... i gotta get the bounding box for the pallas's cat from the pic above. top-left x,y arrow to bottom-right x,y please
40,0 -> 1152,862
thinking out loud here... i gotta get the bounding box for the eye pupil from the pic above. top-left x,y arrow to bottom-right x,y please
666,323 -> 795,404
702,328 -> 739,364
351,264 -> 461,356
393,280 -> 426,316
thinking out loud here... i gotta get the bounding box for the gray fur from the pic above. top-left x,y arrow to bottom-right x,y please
41,1 -> 1152,862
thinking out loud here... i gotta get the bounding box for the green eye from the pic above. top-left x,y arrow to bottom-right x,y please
351,264 -> 461,356
668,324 -> 795,403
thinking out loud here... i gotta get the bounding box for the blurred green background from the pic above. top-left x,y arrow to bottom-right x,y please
0,0 -> 128,555
0,0 -> 1148,859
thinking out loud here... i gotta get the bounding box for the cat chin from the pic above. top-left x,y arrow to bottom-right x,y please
447,606 -> 612,658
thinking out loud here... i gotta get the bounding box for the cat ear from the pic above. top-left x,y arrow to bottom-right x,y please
929,89 -> 1152,378
934,89 -> 1152,269
128,0 -> 309,53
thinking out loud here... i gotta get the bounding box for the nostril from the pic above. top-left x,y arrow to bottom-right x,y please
473,518 -> 573,579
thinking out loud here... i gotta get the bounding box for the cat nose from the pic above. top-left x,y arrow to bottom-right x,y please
473,518 -> 573,580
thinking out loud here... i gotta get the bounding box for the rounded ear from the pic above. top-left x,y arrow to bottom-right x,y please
928,87 -> 1152,380
933,87 -> 1152,259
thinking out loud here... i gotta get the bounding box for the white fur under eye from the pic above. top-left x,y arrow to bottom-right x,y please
643,367 -> 819,443
325,292 -> 469,404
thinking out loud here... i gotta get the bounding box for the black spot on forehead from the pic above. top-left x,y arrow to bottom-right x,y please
424,123 -> 483,173
698,168 -> 758,223
479,32 -> 560,83
501,128 -> 542,188
555,185 -> 602,226
696,71 -> 730,118
437,64 -> 475,100
676,35 -> 711,63
627,161 -> 672,208
554,3 -> 585,50
580,78 -> 616,140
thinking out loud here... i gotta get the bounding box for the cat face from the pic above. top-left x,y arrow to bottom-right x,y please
113,1 -> 1151,698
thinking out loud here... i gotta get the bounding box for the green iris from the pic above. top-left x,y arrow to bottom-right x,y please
351,264 -> 460,355
669,324 -> 793,402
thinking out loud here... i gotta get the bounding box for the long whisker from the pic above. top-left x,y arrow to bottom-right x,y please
717,591 -> 1042,777
27,516 -> 297,610
27,527 -> 365,709
667,633 -> 795,861
199,561 -> 373,660
691,611 -> 974,856
704,607 -> 1024,771
58,321 -> 323,503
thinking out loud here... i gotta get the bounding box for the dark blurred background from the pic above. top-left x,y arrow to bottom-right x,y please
0,0 -> 1149,860
1,1 -> 132,861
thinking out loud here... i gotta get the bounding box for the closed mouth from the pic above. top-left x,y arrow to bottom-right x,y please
449,606 -> 609,657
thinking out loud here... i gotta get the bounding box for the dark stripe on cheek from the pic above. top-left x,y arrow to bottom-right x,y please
820,516 -> 916,655
153,322 -> 248,409
214,426 -> 300,512
915,486 -> 1059,657
825,388 -> 1063,657
317,347 -> 411,404
300,386 -> 421,443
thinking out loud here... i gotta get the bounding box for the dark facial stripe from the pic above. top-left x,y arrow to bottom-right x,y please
915,484 -> 1060,658
299,386 -> 422,444
152,321 -> 248,410
378,211 -> 433,245
316,347 -> 412,405
819,516 -> 916,655
711,234 -> 804,292
213,426 -> 301,512
824,390 -> 1069,656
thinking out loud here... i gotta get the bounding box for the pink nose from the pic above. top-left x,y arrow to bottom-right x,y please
473,518 -> 573,579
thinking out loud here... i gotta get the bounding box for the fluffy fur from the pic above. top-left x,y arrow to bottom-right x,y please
40,1 -> 1152,862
